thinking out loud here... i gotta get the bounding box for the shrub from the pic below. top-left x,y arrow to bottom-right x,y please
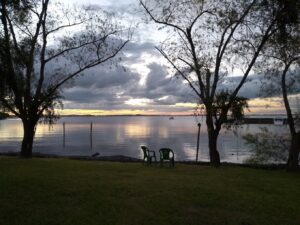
243,127 -> 289,164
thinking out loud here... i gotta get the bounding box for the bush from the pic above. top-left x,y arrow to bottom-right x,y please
243,127 -> 289,164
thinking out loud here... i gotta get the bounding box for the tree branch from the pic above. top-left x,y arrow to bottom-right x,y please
139,0 -> 186,35
35,2 -> 49,100
211,0 -> 257,99
25,0 -> 49,110
185,27 -> 206,98
39,40 -> 129,106
5,14 -> 20,54
44,31 -> 118,63
178,57 -> 195,70
229,19 -> 278,106
46,20 -> 89,36
156,47 -> 202,98
0,97 -> 20,117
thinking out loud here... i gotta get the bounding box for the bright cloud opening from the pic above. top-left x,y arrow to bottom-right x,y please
125,98 -> 152,106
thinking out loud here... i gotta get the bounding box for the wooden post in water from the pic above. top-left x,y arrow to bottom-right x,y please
196,123 -> 201,163
63,122 -> 65,148
236,128 -> 239,161
90,121 -> 93,150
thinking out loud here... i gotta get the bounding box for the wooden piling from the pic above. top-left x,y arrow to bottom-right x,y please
196,123 -> 201,163
63,122 -> 65,148
90,121 -> 93,150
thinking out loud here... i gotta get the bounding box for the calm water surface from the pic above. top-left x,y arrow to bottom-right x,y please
0,116 -> 288,163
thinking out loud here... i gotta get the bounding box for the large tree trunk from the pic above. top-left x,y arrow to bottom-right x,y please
206,112 -> 221,166
281,65 -> 299,171
208,129 -> 221,167
21,119 -> 37,158
287,132 -> 300,171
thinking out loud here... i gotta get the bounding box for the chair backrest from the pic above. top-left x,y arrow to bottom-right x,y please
141,146 -> 149,157
159,148 -> 174,160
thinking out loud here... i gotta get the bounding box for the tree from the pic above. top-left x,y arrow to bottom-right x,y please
0,0 -> 130,157
0,35 -> 8,111
140,0 -> 280,166
259,0 -> 300,170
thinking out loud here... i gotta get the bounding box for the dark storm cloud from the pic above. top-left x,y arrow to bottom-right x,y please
122,42 -> 159,62
145,63 -> 196,102
64,86 -> 129,105
218,73 -> 300,99
218,75 -> 262,99
125,42 -> 155,53
73,0 -> 138,18
69,65 -> 138,89
62,59 -> 195,110
125,62 -> 197,103
102,0 -> 138,15
62,65 -> 139,106
59,37 -> 283,112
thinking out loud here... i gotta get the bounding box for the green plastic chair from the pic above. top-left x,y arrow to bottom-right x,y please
159,148 -> 175,167
141,146 -> 157,165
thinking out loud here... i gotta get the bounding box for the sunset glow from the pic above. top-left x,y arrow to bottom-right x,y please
56,96 -> 295,116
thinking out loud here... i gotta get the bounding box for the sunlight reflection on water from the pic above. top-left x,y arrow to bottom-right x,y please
0,116 -> 288,163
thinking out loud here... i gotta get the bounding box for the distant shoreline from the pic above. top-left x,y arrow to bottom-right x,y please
2,114 -> 287,124
4,114 -> 287,117
56,114 -> 288,117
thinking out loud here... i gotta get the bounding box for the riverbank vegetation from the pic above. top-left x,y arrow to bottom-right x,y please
0,157 -> 299,225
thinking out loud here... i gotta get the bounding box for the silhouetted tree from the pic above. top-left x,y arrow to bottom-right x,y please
140,0 -> 281,166
0,0 -> 130,157
259,0 -> 300,170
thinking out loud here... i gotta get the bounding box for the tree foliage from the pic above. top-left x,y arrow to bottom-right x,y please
212,91 -> 249,122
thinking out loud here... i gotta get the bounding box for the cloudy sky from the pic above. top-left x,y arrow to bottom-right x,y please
53,0 -> 295,116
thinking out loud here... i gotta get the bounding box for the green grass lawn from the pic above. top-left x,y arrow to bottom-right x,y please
0,157 -> 299,225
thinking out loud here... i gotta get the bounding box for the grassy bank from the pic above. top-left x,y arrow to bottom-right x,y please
0,157 -> 299,225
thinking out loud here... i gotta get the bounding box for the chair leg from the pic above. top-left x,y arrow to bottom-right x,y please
148,157 -> 151,166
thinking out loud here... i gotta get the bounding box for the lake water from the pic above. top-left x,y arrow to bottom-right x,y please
0,116 -> 288,163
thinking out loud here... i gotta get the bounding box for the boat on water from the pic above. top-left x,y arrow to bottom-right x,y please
169,116 -> 174,120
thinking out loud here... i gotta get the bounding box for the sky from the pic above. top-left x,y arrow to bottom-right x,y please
53,0 -> 298,116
